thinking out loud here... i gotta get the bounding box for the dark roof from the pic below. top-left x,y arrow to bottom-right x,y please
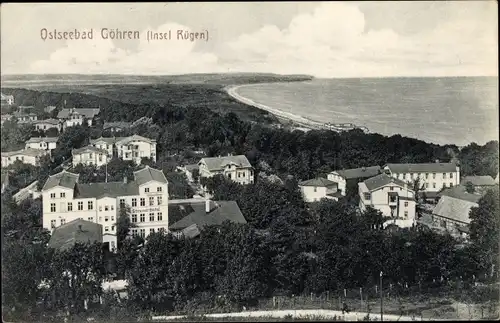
72,146 -> 109,155
432,195 -> 478,224
419,191 -> 441,199
103,121 -> 131,130
35,118 -> 60,125
76,181 -> 139,198
326,191 -> 343,198
134,166 -> 168,186
384,162 -> 458,174
299,177 -> 337,187
90,136 -> 123,145
48,219 -> 102,252
362,173 -> 411,192
439,186 -> 482,203
42,171 -> 79,191
181,224 -> 202,239
57,108 -> 100,119
169,200 -> 246,231
199,155 -> 252,172
461,176 -> 497,187
332,166 -> 381,180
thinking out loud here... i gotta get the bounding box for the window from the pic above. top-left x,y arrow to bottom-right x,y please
157,187 -> 162,192
50,203 -> 56,212
99,206 -> 102,212
68,202 -> 73,211
50,219 -> 56,228
140,214 -> 145,222
120,199 -> 125,207
88,201 -> 93,210
157,196 -> 162,205
228,173 -> 232,179
140,198 -> 145,206
432,173 -> 436,179
60,192 -> 66,198
105,216 -> 109,222
149,197 -> 154,206
157,212 -> 163,221
140,229 -> 145,238
443,173 -> 446,179
77,201 -> 83,210
363,192 -> 371,200
111,205 -> 114,211
132,198 -> 137,207
450,173 -> 454,179
404,201 -> 409,207
404,211 -> 408,218
425,183 -> 428,188
89,153 -> 93,159
410,173 -> 413,179
50,193 -> 56,199
145,188 -> 150,193
313,187 -> 317,192
88,217 -> 93,222
425,173 -> 429,179
389,186 -> 394,191
450,183 -> 453,187
111,241 -> 116,250
105,205 -> 109,211
149,213 -> 155,221
111,216 -> 115,222
131,214 -> 137,223
440,220 -> 447,229
131,229 -> 138,236
150,228 -> 155,234
433,183 -> 436,188
60,218 -> 66,225
105,226 -> 109,232
111,226 -> 115,231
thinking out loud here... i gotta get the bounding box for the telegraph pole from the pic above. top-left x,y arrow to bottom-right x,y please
380,271 -> 383,321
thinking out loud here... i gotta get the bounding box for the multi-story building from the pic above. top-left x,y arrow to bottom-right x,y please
115,135 -> 157,164
1,148 -> 49,167
57,108 -> 100,129
41,166 -> 169,248
72,146 -> 110,167
90,137 -> 117,157
383,161 -> 460,196
1,93 -> 15,106
358,173 -> 416,228
34,119 -> 63,132
13,112 -> 38,124
25,137 -> 58,151
327,166 -> 382,196
198,155 -> 254,185
298,177 -> 342,202
103,121 -> 132,133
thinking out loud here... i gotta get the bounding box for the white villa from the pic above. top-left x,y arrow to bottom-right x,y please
41,166 -> 170,250
383,162 -> 460,198
198,155 -> 254,185
88,135 -> 157,165
327,166 -> 382,196
299,177 -> 342,202
72,146 -> 110,167
1,93 -> 14,106
25,137 -> 58,151
1,148 -> 49,167
14,112 -> 38,124
57,108 -> 101,129
34,119 -> 63,132
358,173 -> 416,228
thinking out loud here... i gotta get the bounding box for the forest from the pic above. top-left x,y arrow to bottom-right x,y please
1,85 -> 499,321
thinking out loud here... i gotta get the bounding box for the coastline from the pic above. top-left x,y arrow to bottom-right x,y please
226,84 -> 324,131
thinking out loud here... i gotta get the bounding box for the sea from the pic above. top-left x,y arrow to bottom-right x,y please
234,77 -> 499,147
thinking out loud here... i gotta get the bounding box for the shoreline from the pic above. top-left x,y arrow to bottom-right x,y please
226,84 -> 325,131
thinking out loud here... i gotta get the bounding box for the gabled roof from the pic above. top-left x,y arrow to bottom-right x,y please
72,145 -> 109,155
384,162 -> 458,174
76,181 -> 139,199
362,173 -> 411,192
48,219 -> 102,252
26,137 -> 59,144
461,176 -> 497,187
432,195 -> 478,224
57,108 -> 100,119
299,177 -> 337,187
1,93 -> 14,99
42,170 -> 79,191
115,134 -> 155,145
199,155 -> 252,172
90,136 -> 123,145
34,118 -> 61,125
134,166 -> 168,186
331,166 -> 381,180
439,185 -> 482,203
169,200 -> 246,231
1,148 -> 47,158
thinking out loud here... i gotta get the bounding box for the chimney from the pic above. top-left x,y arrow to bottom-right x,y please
435,159 -> 440,163
205,199 -> 210,214
78,224 -> 82,232
123,177 -> 128,184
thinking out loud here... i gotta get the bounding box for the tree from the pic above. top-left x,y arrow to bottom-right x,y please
362,206 -> 387,230
116,205 -> 136,249
465,181 -> 475,194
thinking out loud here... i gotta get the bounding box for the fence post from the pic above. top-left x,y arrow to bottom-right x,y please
360,287 -> 363,310
327,291 -> 330,302
311,292 -> 313,302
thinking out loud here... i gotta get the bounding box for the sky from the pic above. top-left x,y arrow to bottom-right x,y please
1,1 -> 498,78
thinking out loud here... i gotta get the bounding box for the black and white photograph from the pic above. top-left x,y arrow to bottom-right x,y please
1,1 -> 499,321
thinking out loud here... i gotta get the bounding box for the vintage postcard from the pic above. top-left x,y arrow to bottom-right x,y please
1,2 -> 498,322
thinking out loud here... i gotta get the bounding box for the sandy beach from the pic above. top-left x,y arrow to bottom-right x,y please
226,84 -> 323,131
